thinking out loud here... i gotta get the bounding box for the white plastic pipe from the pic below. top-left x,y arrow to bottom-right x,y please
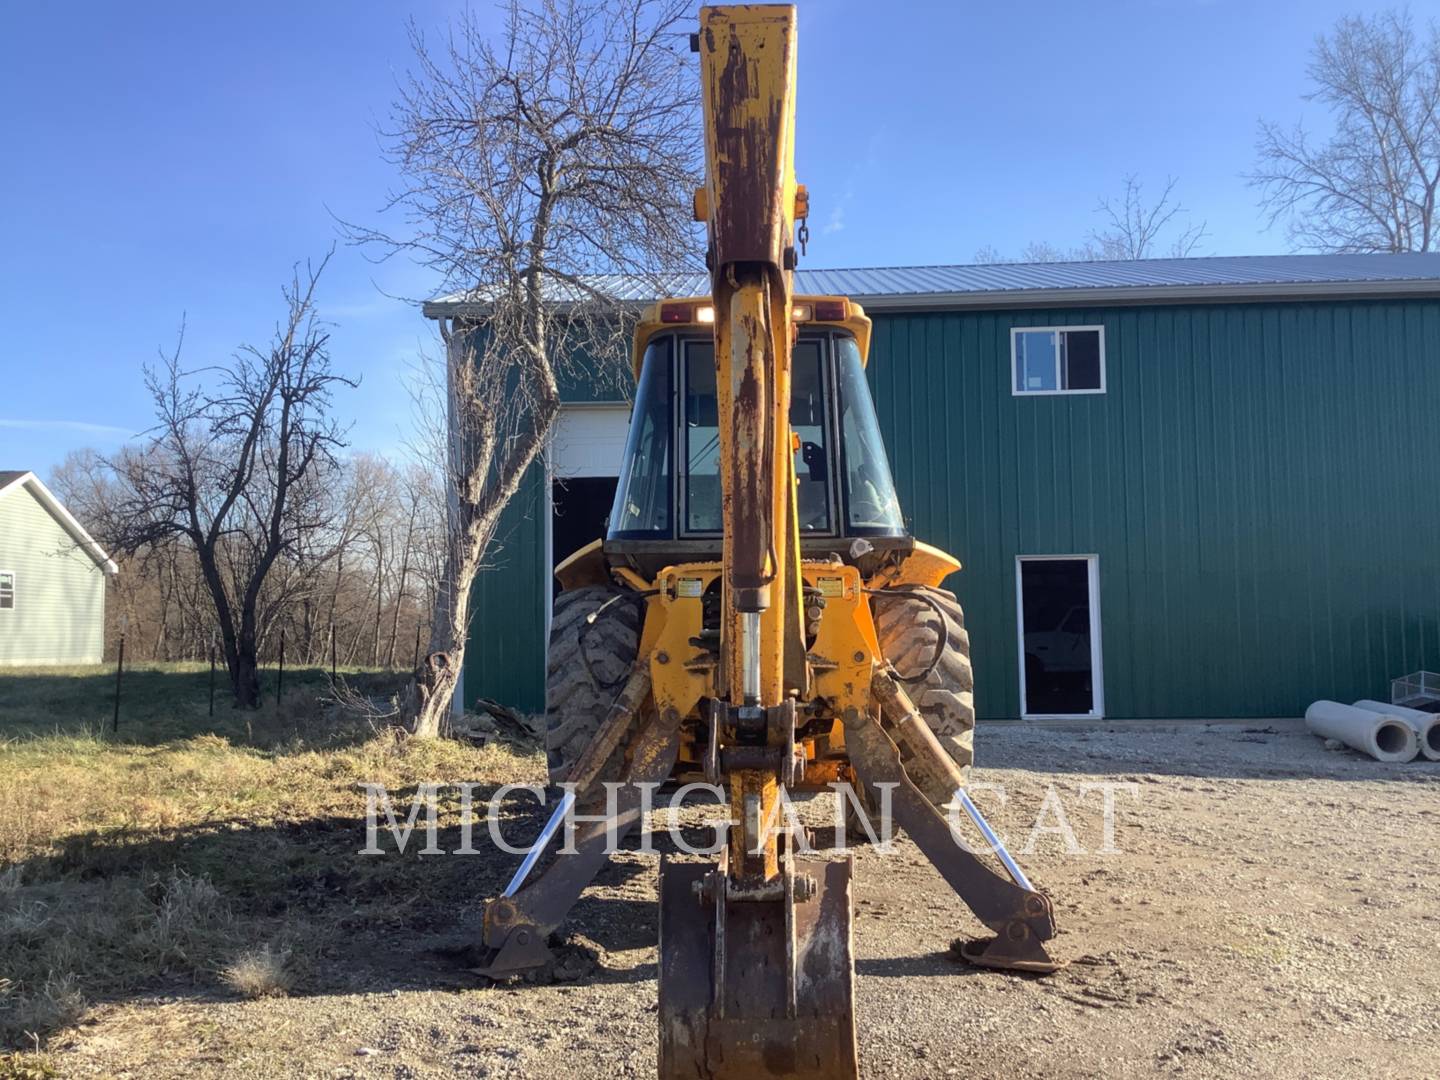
1305,701 -> 1418,762
1354,700 -> 1440,762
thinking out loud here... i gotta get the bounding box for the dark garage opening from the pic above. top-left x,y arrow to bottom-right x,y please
1020,558 -> 1095,716
552,477 -> 618,579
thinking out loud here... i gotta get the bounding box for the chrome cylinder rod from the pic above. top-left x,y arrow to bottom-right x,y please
741,610 -> 762,705
502,788 -> 577,898
956,788 -> 1033,892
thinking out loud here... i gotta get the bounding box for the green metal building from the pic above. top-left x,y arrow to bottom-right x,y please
425,254 -> 1440,721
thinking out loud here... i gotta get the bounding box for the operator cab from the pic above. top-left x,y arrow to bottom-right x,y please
605,297 -> 909,571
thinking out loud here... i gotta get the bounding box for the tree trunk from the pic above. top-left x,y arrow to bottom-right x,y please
153,553 -> 174,661
410,650 -> 460,739
387,513 -> 415,669
407,532 -> 475,737
372,553 -> 384,667
234,650 -> 261,709
234,609 -> 262,708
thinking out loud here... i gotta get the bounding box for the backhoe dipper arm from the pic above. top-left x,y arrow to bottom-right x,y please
698,3 -> 805,714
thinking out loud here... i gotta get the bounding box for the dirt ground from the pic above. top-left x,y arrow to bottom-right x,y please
50,720 -> 1440,1079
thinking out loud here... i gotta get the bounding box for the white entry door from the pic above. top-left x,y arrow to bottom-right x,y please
1016,555 -> 1104,719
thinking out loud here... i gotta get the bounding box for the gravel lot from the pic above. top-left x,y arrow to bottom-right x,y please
55,721 -> 1440,1079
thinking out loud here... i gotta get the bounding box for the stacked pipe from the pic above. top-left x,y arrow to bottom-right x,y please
1304,701 -> 1420,762
1353,700 -> 1440,762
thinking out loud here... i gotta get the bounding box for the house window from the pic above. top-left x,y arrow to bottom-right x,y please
0,572 -> 13,610
1011,327 -> 1105,395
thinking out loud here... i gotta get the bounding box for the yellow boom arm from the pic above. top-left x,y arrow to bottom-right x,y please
698,4 -> 806,711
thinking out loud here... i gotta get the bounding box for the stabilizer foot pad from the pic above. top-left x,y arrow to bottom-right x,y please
953,935 -> 1066,975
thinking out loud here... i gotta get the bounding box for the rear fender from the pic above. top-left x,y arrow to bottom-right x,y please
872,540 -> 961,590
554,538 -> 609,590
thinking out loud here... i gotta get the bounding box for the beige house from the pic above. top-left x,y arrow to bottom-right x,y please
0,471 -> 118,666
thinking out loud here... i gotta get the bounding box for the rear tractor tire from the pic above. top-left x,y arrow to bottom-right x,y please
871,584 -> 976,808
545,585 -> 643,790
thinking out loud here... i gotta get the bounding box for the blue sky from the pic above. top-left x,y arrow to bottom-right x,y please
3,0 -> 1434,478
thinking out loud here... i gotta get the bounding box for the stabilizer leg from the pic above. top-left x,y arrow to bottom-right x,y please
474,675 -> 679,979
844,675 -> 1063,974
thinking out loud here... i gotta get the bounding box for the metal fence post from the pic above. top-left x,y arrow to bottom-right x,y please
330,621 -> 336,682
413,622 -> 421,669
209,636 -> 216,717
277,629 -> 285,705
112,615 -> 127,734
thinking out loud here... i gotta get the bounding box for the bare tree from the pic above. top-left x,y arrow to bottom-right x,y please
54,445 -> 441,677
96,257 -> 355,708
973,240 -> 1090,264
351,0 -> 701,736
1253,9 -> 1440,252
973,175 -> 1205,263
1016,240 -> 1078,263
1089,175 -> 1207,259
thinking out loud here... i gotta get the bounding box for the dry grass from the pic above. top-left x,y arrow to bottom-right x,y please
0,1051 -> 58,1080
220,944 -> 292,999
0,665 -> 545,1050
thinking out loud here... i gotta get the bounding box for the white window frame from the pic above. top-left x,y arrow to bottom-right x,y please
1015,555 -> 1104,720
0,570 -> 13,611
1010,325 -> 1107,396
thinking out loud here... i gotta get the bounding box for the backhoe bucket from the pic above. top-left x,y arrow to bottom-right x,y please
658,856 -> 858,1079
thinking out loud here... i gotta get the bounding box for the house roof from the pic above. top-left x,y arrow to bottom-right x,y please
0,471 -> 119,575
423,253 -> 1440,317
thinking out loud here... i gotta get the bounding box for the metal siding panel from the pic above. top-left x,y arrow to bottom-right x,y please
866,298 -> 1440,721
464,298 -> 1440,722
0,488 -> 107,665
464,463 -> 548,712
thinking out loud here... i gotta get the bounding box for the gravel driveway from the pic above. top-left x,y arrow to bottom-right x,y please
56,721 -> 1440,1079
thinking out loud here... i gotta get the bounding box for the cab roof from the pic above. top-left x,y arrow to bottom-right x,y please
632,295 -> 871,378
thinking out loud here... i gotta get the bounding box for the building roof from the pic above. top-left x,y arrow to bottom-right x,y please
0,471 -> 119,575
423,253 -> 1440,317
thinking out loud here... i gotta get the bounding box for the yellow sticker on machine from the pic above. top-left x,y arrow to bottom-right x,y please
816,576 -> 845,598
675,577 -> 704,598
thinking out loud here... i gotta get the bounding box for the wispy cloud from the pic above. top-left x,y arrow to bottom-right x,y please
819,131 -> 884,239
0,419 -> 136,438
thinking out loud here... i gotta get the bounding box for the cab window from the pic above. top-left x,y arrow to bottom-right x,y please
682,337 -> 835,535
608,338 -> 672,536
836,335 -> 904,533
791,340 -> 831,532
683,341 -> 721,532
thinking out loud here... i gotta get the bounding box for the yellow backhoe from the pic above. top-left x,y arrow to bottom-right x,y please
475,6 -> 1062,1075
